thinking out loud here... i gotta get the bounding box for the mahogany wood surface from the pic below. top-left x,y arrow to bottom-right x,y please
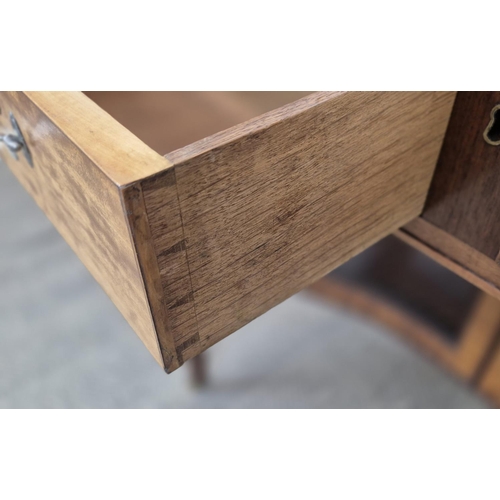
423,92 -> 500,259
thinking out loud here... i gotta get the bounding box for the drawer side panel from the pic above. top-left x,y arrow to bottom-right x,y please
143,91 -> 456,365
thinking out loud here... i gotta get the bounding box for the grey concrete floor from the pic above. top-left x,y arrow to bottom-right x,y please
0,160 -> 489,408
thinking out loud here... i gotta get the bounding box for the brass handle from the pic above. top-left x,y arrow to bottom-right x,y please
0,112 -> 33,167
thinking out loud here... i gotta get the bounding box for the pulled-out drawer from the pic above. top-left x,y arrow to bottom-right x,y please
0,91 -> 455,372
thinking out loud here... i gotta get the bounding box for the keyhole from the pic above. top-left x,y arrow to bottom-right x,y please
484,104 -> 500,146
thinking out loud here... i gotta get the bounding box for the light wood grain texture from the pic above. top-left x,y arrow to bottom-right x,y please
138,91 -> 456,368
24,92 -> 173,185
85,91 -> 311,155
0,91 -> 168,366
400,218 -> 500,301
1,91 -> 312,371
1,91 -> 456,372
122,181 -> 179,370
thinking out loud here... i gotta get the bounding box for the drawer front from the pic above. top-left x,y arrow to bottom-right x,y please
0,91 -> 171,368
1,91 -> 456,372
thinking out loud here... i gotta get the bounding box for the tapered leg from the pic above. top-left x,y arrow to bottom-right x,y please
189,353 -> 208,387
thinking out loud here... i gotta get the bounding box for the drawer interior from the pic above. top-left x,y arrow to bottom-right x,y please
85,92 -> 312,155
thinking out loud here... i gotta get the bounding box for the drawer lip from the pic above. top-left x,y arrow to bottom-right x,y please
165,92 -> 343,165
1,91 -> 457,373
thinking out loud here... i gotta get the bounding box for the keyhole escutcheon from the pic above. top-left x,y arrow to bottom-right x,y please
484,104 -> 500,146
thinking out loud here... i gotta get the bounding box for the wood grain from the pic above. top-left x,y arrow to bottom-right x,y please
0,91 -> 312,371
122,181 -> 179,370
1,91 -> 457,372
23,92 -> 173,185
0,91 -> 168,366
423,92 -> 500,259
138,168 -> 199,367
85,92 -> 311,155
138,91 -> 456,367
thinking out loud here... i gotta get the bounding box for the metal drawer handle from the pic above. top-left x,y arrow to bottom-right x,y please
0,112 -> 33,167
0,133 -> 23,152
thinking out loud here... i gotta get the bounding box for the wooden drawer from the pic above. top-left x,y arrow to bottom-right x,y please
0,91 -> 455,372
